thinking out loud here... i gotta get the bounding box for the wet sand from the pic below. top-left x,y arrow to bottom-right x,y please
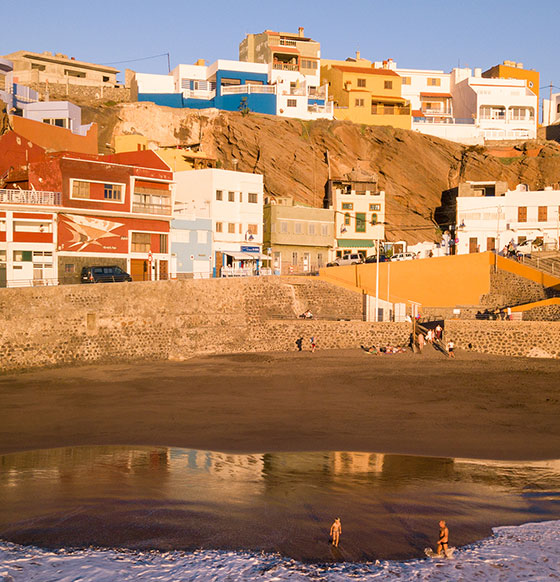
1,349 -> 560,460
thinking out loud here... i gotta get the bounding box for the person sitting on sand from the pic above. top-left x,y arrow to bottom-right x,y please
437,520 -> 449,556
330,517 -> 342,547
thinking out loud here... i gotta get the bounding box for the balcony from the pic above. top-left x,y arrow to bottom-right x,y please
0,189 -> 61,205
221,84 -> 276,95
279,38 -> 297,47
132,202 -> 171,215
181,88 -> 216,100
371,105 -> 411,116
308,102 -> 333,115
272,63 -> 299,72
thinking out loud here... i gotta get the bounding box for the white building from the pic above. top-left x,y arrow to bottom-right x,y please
327,178 -> 385,258
455,184 -> 560,255
173,169 -> 266,277
543,92 -> 560,126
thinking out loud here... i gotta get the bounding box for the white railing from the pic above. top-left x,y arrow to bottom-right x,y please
413,117 -> 475,125
221,266 -> 255,277
132,202 -> 172,215
308,102 -> 334,115
422,108 -> 452,115
279,38 -> 297,47
221,84 -> 276,95
182,88 -> 215,100
0,189 -> 62,205
308,87 -> 327,100
281,88 -> 306,96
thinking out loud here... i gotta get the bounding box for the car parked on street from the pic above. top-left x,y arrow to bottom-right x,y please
365,253 -> 388,263
81,265 -> 132,283
331,252 -> 365,266
391,252 -> 416,262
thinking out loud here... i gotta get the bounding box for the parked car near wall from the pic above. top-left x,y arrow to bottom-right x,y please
365,253 -> 388,263
332,252 -> 365,266
81,266 -> 132,283
391,252 -> 416,262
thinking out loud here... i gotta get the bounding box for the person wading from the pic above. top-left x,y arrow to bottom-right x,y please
330,517 -> 342,547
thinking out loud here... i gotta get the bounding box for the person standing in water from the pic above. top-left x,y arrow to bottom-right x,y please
330,517 -> 342,547
437,520 -> 449,556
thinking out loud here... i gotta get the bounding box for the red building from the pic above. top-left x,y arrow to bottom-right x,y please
0,129 -> 173,286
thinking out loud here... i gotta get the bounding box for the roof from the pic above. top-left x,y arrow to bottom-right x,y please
337,239 -> 376,248
370,95 -> 407,103
420,92 -> 452,98
330,65 -> 400,77
5,50 -> 119,74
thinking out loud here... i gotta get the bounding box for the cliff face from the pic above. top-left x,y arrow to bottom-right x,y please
82,102 -> 560,244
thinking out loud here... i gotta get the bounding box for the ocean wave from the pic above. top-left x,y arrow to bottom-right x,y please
1,519 -> 559,581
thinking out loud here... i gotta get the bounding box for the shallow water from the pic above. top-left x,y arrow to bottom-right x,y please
1,447 -> 559,562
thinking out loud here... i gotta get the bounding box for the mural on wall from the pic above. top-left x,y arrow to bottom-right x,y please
58,213 -> 127,252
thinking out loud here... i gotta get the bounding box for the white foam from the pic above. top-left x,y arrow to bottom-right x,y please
1,519 -> 559,581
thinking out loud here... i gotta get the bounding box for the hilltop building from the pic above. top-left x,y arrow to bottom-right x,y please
321,54 -> 411,129
482,60 -> 539,101
543,92 -> 560,126
263,197 -> 334,274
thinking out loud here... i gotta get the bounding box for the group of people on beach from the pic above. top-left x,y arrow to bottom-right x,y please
329,518 -> 450,557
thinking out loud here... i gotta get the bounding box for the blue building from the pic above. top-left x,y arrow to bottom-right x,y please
171,216 -> 213,279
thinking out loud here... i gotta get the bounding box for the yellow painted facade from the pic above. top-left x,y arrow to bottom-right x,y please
321,59 -> 411,129
319,252 -> 560,308
114,134 -> 149,153
482,63 -> 540,100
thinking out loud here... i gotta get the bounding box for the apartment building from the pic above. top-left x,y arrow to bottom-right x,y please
451,182 -> 560,254
0,130 -> 173,286
173,169 -> 265,277
263,198 -> 334,274
543,92 -> 560,126
321,55 -> 410,129
325,178 -> 385,258
483,61 -> 539,100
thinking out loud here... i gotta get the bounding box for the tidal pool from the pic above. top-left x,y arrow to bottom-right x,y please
1,446 -> 559,561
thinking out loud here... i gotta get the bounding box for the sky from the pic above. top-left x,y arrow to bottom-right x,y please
2,0 -> 559,98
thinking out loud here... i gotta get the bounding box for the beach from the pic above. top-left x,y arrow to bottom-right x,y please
2,348 -> 559,460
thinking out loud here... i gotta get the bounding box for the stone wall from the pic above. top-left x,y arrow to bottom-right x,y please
445,320 -> 560,358
481,269 -> 547,307
0,277 -> 377,373
522,304 -> 560,322
27,83 -> 131,105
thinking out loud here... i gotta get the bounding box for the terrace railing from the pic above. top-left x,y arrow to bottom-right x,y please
0,189 -> 62,205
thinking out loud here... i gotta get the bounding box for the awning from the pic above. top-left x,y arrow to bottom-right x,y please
419,92 -> 452,98
337,239 -> 375,248
224,251 -> 270,260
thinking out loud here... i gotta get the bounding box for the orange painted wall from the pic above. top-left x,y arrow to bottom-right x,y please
10,116 -> 98,155
319,252 -> 496,307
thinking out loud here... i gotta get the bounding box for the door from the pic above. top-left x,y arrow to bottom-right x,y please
158,260 -> 168,280
487,237 -> 495,252
0,264 -> 5,288
130,259 -> 149,281
469,238 -> 478,253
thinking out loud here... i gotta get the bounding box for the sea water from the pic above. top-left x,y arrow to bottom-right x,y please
0,446 -> 559,580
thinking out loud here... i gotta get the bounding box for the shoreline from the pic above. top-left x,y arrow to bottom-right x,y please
2,348 -> 560,461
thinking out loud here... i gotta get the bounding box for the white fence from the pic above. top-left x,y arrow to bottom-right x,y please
0,189 -> 62,205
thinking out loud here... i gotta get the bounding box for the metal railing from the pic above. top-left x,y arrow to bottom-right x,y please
132,202 -> 172,215
0,189 -> 62,205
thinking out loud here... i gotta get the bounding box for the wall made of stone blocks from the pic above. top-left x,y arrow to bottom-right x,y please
27,83 -> 131,104
445,320 -> 560,358
481,269 -> 547,307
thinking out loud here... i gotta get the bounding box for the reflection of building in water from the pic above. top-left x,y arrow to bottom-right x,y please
169,449 -> 264,480
332,452 -> 384,475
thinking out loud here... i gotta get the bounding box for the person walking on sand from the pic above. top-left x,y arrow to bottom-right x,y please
436,520 -> 449,556
417,332 -> 425,353
435,324 -> 442,340
447,339 -> 455,358
330,517 -> 342,547
310,336 -> 316,353
295,337 -> 303,351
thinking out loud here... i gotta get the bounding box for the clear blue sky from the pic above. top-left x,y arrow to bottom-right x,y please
2,0 -> 559,96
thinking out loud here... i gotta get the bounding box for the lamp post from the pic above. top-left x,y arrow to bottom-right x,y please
375,239 -> 380,322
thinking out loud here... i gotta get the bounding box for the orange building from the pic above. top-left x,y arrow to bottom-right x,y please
482,61 -> 539,100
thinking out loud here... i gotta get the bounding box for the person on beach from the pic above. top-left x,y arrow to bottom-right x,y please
436,520 -> 449,556
310,336 -> 316,352
330,517 -> 342,547
447,340 -> 455,358
417,332 -> 425,353
295,337 -> 303,351
435,324 -> 442,340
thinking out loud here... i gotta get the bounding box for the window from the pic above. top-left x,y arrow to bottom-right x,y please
216,190 -> 223,201
538,206 -> 548,222
239,192 -> 242,203
159,234 -> 168,253
301,59 -> 318,70
64,69 -> 86,78
517,236 -> 527,245
308,223 -> 315,235
13,250 -> 32,262
355,212 -> 366,232
280,221 -> 288,233
321,224 -> 329,236
239,224 -> 243,234
248,224 -> 258,235
357,78 -> 366,88
102,76 -> 110,82
344,213 -> 351,226
369,203 -> 381,211
342,203 -> 353,210
221,78 -> 241,86
228,223 -> 236,233
518,206 -> 527,222
133,185 -> 170,213
64,264 -> 75,273
43,118 -> 68,128
354,98 -> 365,107
131,232 -> 151,253
294,222 -> 302,234
427,78 -> 441,86
371,214 -> 378,225
292,252 -> 298,266
72,180 -> 91,199
487,237 -> 496,251
248,193 -> 258,204
384,80 -> 393,90
287,99 -> 297,107
228,191 -> 235,202
216,222 -> 223,233
401,76 -> 411,85
104,183 -> 122,201
31,63 -> 46,71
317,253 -> 324,268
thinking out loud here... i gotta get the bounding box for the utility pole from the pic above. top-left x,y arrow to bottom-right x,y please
167,53 -> 171,74
549,82 -> 553,127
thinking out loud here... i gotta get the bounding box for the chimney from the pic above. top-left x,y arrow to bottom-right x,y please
298,27 -> 304,37
356,50 -> 361,60
195,58 -> 206,66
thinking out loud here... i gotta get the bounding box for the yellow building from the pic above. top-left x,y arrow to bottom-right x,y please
482,61 -> 539,100
321,57 -> 411,129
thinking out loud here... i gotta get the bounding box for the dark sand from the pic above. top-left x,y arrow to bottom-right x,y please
2,349 -> 560,460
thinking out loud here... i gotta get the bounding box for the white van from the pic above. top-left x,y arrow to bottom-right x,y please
391,252 -> 416,262
333,252 -> 364,266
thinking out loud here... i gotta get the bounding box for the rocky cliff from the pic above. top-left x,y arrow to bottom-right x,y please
82,102 -> 560,244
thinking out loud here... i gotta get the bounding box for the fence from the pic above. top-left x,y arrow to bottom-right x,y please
0,189 -> 62,205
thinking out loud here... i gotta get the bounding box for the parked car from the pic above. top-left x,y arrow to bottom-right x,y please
333,252 -> 365,266
365,253 -> 388,263
81,265 -> 132,283
515,239 -> 539,257
391,252 -> 416,262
